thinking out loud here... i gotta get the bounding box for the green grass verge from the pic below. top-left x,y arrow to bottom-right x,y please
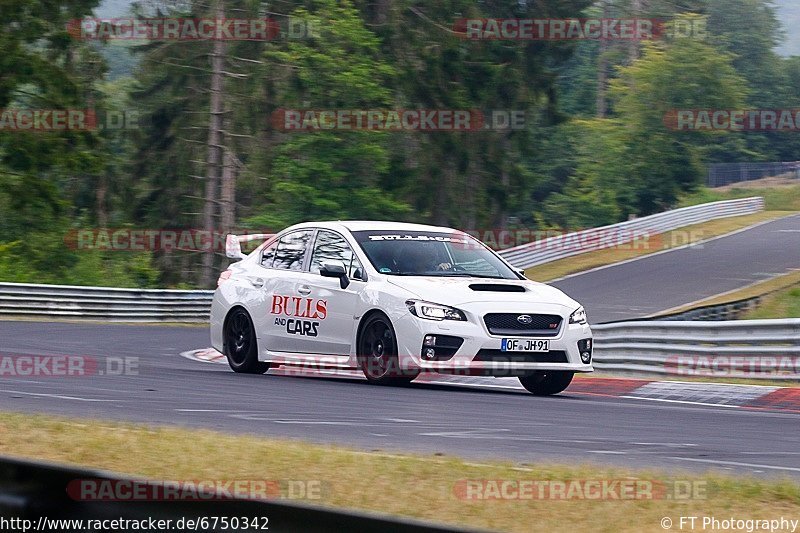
658,270 -> 800,318
1,412 -> 798,533
742,284 -> 800,320
679,181 -> 800,211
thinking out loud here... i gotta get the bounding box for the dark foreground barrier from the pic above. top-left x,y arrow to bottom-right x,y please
0,455 -> 477,532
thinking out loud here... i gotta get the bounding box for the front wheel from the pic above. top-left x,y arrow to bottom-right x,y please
357,313 -> 418,385
224,308 -> 270,374
519,371 -> 574,396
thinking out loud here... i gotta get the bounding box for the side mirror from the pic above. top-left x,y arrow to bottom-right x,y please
515,268 -> 526,279
320,261 -> 350,289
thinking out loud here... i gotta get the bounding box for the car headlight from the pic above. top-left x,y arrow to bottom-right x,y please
569,306 -> 588,325
406,300 -> 466,321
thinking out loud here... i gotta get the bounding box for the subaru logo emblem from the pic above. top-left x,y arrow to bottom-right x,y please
517,315 -> 533,325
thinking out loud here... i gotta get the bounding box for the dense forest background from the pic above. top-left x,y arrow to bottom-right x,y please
1,0 -> 798,288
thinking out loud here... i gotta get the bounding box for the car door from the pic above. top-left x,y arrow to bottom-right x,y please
252,229 -> 315,354
298,229 -> 366,356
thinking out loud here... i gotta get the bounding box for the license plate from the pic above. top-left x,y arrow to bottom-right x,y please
501,339 -> 550,352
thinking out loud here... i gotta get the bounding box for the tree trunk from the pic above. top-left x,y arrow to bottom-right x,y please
221,148 -> 236,235
87,90 -> 108,227
201,0 -> 227,287
629,0 -> 643,62
596,0 -> 610,118
96,175 -> 108,227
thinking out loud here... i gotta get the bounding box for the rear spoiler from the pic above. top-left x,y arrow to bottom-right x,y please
225,233 -> 274,260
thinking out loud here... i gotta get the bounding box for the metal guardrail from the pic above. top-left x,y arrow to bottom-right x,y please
0,456 -> 469,532
0,282 -> 213,322
497,197 -> 765,270
592,319 -> 800,379
707,161 -> 800,187
644,296 -> 763,322
0,286 -> 797,379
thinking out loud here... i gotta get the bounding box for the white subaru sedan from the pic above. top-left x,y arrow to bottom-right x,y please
210,221 -> 593,395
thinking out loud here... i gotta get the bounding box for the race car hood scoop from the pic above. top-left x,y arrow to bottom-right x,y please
468,284 -> 526,292
386,276 -> 576,308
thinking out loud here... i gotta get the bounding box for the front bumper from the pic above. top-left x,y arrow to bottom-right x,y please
393,301 -> 593,376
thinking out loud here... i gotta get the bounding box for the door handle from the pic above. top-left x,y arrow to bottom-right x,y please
250,278 -> 264,288
297,285 -> 312,295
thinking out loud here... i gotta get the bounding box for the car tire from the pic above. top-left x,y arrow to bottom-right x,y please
358,313 -> 418,385
224,308 -> 270,374
519,371 -> 574,396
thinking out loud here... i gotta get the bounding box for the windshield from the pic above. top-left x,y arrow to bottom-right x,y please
351,230 -> 519,279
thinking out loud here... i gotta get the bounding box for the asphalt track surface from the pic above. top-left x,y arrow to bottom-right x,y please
1,321 -> 798,480
552,214 -> 800,323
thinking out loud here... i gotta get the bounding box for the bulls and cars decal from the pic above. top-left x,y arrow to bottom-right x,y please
270,295 -> 327,337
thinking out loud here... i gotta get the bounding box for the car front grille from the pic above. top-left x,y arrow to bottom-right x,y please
483,313 -> 563,337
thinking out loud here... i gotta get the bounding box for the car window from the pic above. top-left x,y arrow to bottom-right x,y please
272,230 -> 312,271
351,231 -> 517,279
448,244 -> 510,278
260,240 -> 279,268
310,230 -> 365,280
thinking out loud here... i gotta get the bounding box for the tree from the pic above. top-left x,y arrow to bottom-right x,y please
245,0 -> 410,230
541,119 -> 630,228
126,0 -> 265,286
0,0 -> 158,286
609,18 -> 749,213
359,0 -> 593,229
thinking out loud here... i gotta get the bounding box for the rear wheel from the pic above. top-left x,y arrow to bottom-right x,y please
519,371 -> 574,396
224,308 -> 270,374
358,313 -> 418,385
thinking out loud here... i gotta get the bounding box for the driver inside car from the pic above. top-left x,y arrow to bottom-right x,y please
395,244 -> 453,273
